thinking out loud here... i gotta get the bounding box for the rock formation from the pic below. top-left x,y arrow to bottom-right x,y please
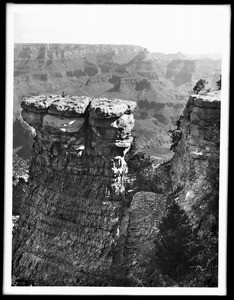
12,90 -> 220,286
169,91 -> 220,229
123,91 -> 220,285
12,95 -> 136,285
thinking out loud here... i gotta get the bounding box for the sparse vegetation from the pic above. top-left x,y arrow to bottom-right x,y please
168,116 -> 183,152
126,148 -> 153,192
126,140 -> 172,195
193,79 -> 208,94
216,75 -> 221,90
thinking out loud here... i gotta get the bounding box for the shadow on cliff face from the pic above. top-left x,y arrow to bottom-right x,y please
13,118 -> 35,159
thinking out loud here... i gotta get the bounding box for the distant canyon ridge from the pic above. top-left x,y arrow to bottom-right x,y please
13,44 -> 221,159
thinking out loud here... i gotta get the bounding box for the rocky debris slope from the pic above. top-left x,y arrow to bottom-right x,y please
12,95 -> 136,285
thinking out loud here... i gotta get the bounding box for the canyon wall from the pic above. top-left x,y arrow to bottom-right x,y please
169,91 -> 220,230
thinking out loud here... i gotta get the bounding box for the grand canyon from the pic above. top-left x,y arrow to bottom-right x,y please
12,44 -> 221,287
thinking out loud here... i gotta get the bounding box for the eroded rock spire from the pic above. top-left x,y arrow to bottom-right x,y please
13,95 -> 136,285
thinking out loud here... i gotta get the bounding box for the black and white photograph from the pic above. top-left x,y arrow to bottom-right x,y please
4,3 -> 230,295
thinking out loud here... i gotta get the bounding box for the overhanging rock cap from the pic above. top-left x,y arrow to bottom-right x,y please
21,95 -> 92,116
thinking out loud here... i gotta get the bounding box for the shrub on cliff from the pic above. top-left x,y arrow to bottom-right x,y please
168,117 -> 183,152
193,79 -> 208,94
127,151 -> 152,174
126,140 -> 172,194
126,150 -> 153,192
216,75 -> 221,90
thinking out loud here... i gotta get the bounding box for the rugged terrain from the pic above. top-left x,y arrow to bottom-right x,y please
13,44 -> 221,159
12,91 -> 220,286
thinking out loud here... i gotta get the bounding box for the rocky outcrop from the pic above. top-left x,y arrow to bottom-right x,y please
122,192 -> 167,285
120,91 -> 221,285
12,95 -> 136,285
130,91 -> 220,229
170,91 -> 220,228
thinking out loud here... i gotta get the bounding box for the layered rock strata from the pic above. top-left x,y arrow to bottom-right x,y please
12,91 -> 221,286
170,91 -> 221,225
12,95 -> 136,285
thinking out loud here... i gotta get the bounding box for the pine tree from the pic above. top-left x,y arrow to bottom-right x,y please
147,200 -> 218,287
151,201 -> 196,282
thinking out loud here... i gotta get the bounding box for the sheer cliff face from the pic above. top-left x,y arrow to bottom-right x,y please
13,95 -> 136,285
170,91 -> 220,226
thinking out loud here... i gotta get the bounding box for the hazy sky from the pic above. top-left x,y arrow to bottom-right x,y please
11,4 -> 229,55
